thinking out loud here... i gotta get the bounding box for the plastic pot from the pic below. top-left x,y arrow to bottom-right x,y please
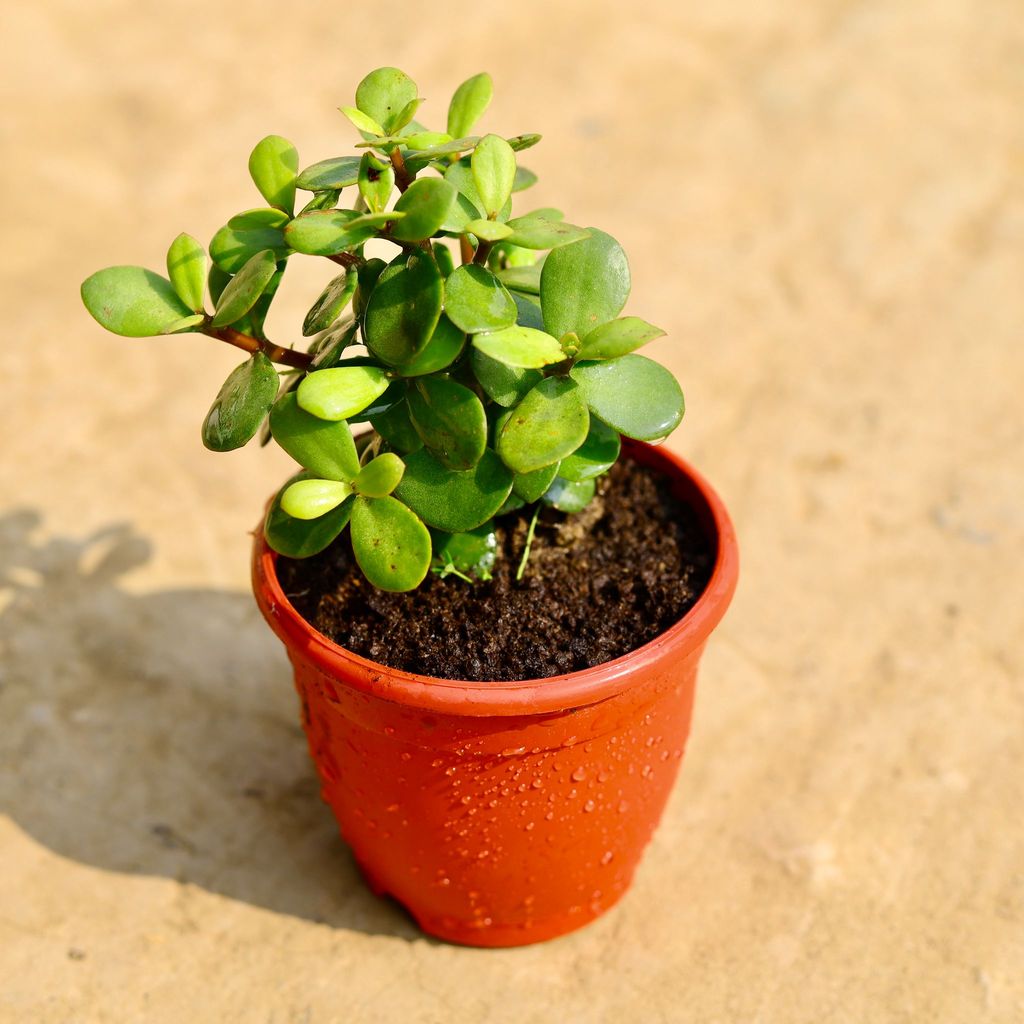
252,441 -> 738,947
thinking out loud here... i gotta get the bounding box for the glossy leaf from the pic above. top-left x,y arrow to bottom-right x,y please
281,478 -> 352,519
208,263 -> 231,306
445,158 -> 513,222
341,105 -> 384,136
351,378 -> 405,420
81,266 -> 193,337
505,217 -> 588,251
512,166 -> 538,192
395,448 -> 513,533
391,315 -> 464,376
296,156 -> 362,191
571,355 -> 684,440
472,134 -> 516,217
465,219 -> 514,242
161,313 -> 206,334
407,136 -> 478,161
540,228 -> 630,339
249,135 -> 298,214
439,191 -> 480,233
301,189 -> 342,213
310,318 -> 359,368
264,472 -> 353,558
350,495 -> 431,592
357,152 -> 394,213
228,207 -> 290,230
448,72 -> 493,139
285,209 -> 377,256
497,263 -> 542,295
390,177 -> 458,241
355,68 -> 419,134
211,249 -> 278,327
558,417 -> 620,481
201,353 -> 279,452
432,521 -> 497,580
472,325 -> 564,369
297,365 -> 390,421
363,253 -> 443,365
432,242 -> 456,277
166,233 -> 207,313
512,461 -> 560,503
353,452 -> 405,497
269,392 -> 360,481
209,220 -> 288,274
579,316 -> 666,360
470,347 -> 542,407
444,265 -> 517,334
404,130 -> 453,151
512,291 -> 544,330
390,96 -> 423,133
369,398 -> 422,453
408,376 -> 487,470
303,268 -> 357,336
507,133 -> 542,152
496,377 -> 590,474
542,476 -> 596,513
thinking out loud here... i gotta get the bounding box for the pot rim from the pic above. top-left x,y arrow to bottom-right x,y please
252,441 -> 739,717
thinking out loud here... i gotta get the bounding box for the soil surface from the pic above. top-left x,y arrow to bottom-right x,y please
277,458 -> 714,681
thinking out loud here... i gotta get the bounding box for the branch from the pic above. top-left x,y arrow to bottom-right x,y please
390,147 -> 413,192
204,326 -> 313,370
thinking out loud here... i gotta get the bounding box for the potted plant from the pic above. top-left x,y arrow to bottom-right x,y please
81,67 -> 738,946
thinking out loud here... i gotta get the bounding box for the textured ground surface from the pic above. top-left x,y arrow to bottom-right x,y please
1,1 -> 1022,1021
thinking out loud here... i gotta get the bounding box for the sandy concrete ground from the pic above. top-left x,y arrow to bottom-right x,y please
1,0 -> 1022,1020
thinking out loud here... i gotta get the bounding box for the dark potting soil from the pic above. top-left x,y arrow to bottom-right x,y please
277,457 -> 715,682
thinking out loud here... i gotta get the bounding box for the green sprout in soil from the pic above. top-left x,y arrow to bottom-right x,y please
81,68 -> 685,592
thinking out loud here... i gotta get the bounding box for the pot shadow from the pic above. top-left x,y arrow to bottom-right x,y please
0,509 -> 421,940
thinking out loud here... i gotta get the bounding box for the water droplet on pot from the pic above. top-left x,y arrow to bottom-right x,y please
524,821 -> 535,831
531,778 -> 543,789
384,726 -> 395,736
618,801 -> 629,813
386,803 -> 400,813
600,850 -> 614,865
502,745 -> 527,757
571,767 -> 586,782
583,800 -> 596,813
400,752 -> 412,762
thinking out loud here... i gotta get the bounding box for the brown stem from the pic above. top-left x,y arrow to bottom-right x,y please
472,239 -> 493,266
459,234 -> 475,265
390,147 -> 413,192
205,326 -> 313,370
327,252 -> 364,269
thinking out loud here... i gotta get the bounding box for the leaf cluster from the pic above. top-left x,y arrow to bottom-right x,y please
81,68 -> 684,591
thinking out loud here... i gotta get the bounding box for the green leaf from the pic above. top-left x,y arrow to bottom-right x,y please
296,156 -> 362,191
357,152 -> 394,213
470,347 -> 542,407
301,189 -> 342,213
495,377 -> 590,474
542,476 -> 596,513
465,219 -> 514,242
248,135 -> 299,214
350,495 -> 431,592
297,365 -> 390,421
211,249 -> 278,328
438,191 -> 479,233
444,265 -> 516,334
269,392 -> 360,480
201,353 -> 279,452
166,233 -> 207,313
161,313 -> 206,334
369,398 -> 422,453
540,228 -> 631,339
395,448 -> 513,533
341,105 -> 385,136
209,220 -> 288,275
355,68 -> 419,134
353,452 -> 405,497
570,355 -> 684,440
353,257 -> 387,319
471,134 -> 516,217
391,315 -> 465,376
228,207 -> 290,230
512,291 -> 544,330
558,417 -> 620,481
390,96 -> 423,133
303,268 -> 358,336
505,217 -> 589,251
281,478 -> 353,519
265,472 -> 354,558
351,378 -> 405,420
404,130 -> 453,151
512,166 -> 538,192
512,461 -> 560,503
507,133 -> 542,152
432,521 -> 497,580
432,242 -> 456,277
472,325 -> 564,369
285,209 -> 377,256
208,263 -> 231,306
579,316 -> 666,360
310,318 -> 359,368
448,72 -> 493,139
389,177 -> 458,242
407,376 -> 487,470
363,253 -> 443,365
81,266 -> 193,337
496,263 -> 542,295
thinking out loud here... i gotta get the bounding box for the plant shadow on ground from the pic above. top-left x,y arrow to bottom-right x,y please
0,509 -> 422,941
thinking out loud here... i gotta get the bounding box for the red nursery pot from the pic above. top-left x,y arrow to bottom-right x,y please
252,441 -> 738,947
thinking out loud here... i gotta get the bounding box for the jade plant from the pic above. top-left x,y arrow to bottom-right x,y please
81,68 -> 684,592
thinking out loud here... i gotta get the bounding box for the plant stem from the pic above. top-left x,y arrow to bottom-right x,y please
472,239 -> 493,266
516,505 -> 541,582
326,252 -> 364,269
459,234 -> 475,265
390,147 -> 413,192
204,326 -> 312,370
